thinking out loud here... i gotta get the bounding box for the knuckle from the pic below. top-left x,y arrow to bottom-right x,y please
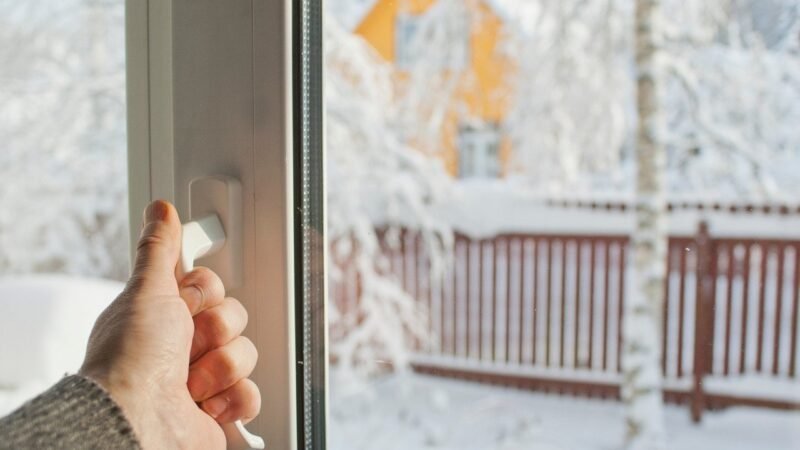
182,266 -> 208,287
230,298 -> 249,328
216,347 -> 241,380
137,225 -> 166,251
183,267 -> 225,298
215,337 -> 257,382
240,336 -> 258,360
206,310 -> 234,345
190,283 -> 208,306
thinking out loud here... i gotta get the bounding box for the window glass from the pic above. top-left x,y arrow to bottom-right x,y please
326,1 -> 800,449
296,0 -> 326,448
0,0 -> 127,416
458,124 -> 501,178
395,14 -> 421,70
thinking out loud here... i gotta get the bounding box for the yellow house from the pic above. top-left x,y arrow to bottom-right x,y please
351,0 -> 515,178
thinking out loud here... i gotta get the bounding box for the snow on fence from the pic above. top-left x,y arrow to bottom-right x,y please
331,221 -> 800,422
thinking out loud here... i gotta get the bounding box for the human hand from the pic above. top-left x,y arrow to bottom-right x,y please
80,200 -> 260,449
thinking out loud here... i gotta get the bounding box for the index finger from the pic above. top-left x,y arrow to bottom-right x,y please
179,266 -> 226,315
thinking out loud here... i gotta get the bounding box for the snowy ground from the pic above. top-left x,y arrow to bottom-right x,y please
0,275 -> 120,416
330,372 -> 800,450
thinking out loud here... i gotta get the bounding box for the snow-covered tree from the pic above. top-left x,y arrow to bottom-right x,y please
325,15 -> 454,383
505,0 -> 800,200
503,0 -> 634,191
662,0 -> 800,199
0,0 -> 129,280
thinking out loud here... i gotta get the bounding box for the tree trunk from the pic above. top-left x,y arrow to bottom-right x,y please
624,0 -> 667,448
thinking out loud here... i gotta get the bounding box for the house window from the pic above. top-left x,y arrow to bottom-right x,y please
458,124 -> 501,178
395,10 -> 469,71
395,13 -> 421,70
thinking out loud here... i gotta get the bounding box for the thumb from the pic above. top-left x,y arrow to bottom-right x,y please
129,200 -> 182,295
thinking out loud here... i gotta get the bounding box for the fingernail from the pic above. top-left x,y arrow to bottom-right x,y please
203,396 -> 229,419
145,200 -> 168,223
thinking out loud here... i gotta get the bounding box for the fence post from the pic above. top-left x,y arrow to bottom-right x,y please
691,221 -> 714,422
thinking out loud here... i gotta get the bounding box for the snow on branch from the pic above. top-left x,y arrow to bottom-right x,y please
326,15 -> 454,381
505,0 -> 800,200
0,0 -> 129,280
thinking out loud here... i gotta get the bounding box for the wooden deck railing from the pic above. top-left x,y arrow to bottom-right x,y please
331,222 -> 800,421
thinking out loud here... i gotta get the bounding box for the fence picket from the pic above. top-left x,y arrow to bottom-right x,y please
588,241 -> 596,369
617,242 -> 626,373
757,245 -> 769,372
519,239 -> 527,364
740,244 -> 752,374
678,244 -> 688,377
560,240 -> 569,368
602,241 -> 612,371
772,246 -> 785,375
790,246 -> 800,377
506,239 -> 513,363
572,239 -> 583,368
724,245 -> 735,375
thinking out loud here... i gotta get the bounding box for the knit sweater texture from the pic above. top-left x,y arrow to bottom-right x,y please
0,375 -> 141,450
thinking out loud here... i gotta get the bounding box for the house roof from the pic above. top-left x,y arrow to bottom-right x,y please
328,0 -> 518,31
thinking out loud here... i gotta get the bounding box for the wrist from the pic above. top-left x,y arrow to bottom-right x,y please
80,370 -> 182,450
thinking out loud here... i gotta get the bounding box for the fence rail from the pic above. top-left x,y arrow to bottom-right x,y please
331,223 -> 800,421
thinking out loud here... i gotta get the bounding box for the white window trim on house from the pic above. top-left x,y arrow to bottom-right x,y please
458,123 -> 501,178
395,13 -> 421,70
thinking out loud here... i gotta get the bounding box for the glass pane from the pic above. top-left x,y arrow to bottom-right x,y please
296,0 -> 327,448
0,0 -> 128,414
325,0 -> 800,449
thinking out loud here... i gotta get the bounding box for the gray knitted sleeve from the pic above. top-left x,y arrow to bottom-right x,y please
0,375 -> 141,450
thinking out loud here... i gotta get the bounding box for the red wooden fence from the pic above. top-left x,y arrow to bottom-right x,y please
332,223 -> 800,421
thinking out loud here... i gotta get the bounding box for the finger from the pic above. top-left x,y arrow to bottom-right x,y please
128,200 -> 182,296
191,297 -> 248,362
200,378 -> 261,424
187,336 -> 258,402
179,266 -> 226,316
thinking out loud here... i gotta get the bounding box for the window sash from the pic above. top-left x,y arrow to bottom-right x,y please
126,1 -> 327,448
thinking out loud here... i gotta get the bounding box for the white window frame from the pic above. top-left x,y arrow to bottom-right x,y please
458,123 -> 501,178
395,13 -> 421,70
126,1 -> 326,448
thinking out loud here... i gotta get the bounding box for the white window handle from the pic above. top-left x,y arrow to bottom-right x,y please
181,214 -> 266,450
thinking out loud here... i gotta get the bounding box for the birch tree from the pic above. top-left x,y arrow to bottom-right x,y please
623,0 -> 667,448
